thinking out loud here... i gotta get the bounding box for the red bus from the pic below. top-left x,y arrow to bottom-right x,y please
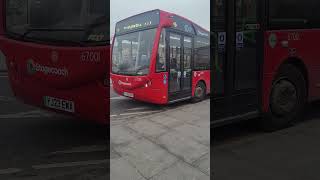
0,0 -> 109,124
213,0 -> 320,130
111,10 -> 210,104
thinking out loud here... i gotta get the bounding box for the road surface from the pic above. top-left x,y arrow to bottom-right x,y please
213,103 -> 320,180
0,72 -> 107,179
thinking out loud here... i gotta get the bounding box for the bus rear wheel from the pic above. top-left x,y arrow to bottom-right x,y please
262,64 -> 307,131
192,81 -> 206,102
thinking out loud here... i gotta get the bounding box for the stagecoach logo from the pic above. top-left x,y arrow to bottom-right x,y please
51,51 -> 59,63
269,33 -> 277,48
27,59 -> 36,75
26,59 -> 69,77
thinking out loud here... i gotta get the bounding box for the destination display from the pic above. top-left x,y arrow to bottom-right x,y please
171,15 -> 196,34
115,10 -> 160,35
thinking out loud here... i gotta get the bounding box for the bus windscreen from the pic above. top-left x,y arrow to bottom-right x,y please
5,0 -> 108,45
112,28 -> 156,76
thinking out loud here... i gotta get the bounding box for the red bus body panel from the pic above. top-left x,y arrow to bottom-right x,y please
0,38 -> 109,123
111,10 -> 210,104
192,70 -> 211,95
111,73 -> 168,104
262,30 -> 320,113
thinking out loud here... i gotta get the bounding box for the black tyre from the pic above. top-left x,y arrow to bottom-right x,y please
192,81 -> 206,102
261,64 -> 307,131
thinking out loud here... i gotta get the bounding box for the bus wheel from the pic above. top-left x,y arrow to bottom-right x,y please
193,81 -> 206,102
262,64 -> 307,131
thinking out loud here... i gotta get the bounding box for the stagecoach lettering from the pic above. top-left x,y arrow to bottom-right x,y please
81,51 -> 101,63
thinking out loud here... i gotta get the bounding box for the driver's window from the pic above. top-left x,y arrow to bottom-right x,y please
156,29 -> 166,72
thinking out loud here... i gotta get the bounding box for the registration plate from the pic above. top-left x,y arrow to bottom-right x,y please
123,92 -> 134,98
43,96 -> 75,113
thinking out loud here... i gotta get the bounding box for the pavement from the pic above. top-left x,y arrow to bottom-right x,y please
110,97 -> 210,180
0,73 -> 108,180
213,102 -> 320,180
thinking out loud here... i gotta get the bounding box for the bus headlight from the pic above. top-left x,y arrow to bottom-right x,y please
145,80 -> 152,88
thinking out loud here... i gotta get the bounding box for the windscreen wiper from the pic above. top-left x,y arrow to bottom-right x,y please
136,65 -> 149,73
20,28 -> 87,46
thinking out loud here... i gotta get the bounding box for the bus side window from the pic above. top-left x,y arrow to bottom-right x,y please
156,30 -> 166,72
194,36 -> 210,70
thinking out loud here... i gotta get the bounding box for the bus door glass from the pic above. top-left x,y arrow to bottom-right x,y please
167,31 -> 193,100
213,0 -> 228,120
233,0 -> 260,114
213,0 -> 262,122
168,33 -> 182,93
182,36 -> 192,91
213,0 -> 225,96
235,0 -> 258,90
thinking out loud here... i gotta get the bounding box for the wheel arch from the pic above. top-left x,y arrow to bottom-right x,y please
196,79 -> 207,93
276,57 -> 309,97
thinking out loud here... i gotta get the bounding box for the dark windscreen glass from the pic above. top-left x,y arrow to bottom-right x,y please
112,28 -> 157,76
269,0 -> 320,29
5,0 -> 108,45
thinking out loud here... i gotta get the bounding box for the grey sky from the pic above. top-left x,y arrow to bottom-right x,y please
110,0 -> 210,37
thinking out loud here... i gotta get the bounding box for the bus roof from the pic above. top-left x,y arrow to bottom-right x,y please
159,9 -> 209,33
115,9 -> 209,37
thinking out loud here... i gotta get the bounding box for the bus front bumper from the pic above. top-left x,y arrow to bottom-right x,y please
9,77 -> 109,124
112,85 -> 167,105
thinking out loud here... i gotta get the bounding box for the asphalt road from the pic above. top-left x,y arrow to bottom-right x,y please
213,103 -> 320,180
0,73 -> 107,180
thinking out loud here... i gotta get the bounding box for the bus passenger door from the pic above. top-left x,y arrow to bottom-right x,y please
213,0 -> 263,125
167,31 -> 193,102
182,36 -> 192,91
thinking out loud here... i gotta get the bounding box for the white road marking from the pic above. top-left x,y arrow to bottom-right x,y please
119,110 -> 161,116
0,168 -> 22,175
110,96 -> 128,100
0,110 -> 53,119
32,159 -> 108,169
127,107 -> 148,111
0,96 -> 15,102
49,145 -> 107,155
0,160 -> 108,175
110,115 -> 117,117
